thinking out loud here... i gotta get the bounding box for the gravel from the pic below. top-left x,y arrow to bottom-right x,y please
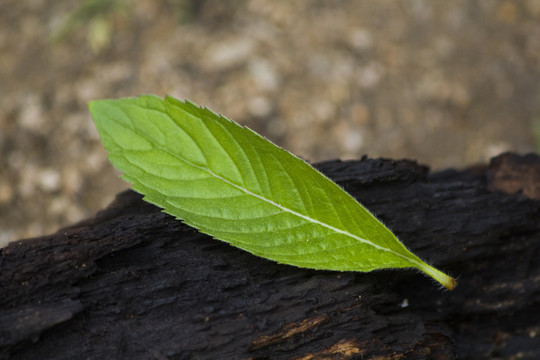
1,0 -> 539,246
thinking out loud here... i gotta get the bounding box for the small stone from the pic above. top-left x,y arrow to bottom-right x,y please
19,94 -> 44,132
357,62 -> 384,88
205,38 -> 254,69
348,28 -> 373,50
0,181 -> 13,204
249,59 -> 278,91
343,128 -> 364,153
63,167 -> 83,195
38,168 -> 61,192
248,96 -> 272,117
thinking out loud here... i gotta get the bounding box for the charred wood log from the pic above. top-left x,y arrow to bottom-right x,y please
1,153 -> 539,359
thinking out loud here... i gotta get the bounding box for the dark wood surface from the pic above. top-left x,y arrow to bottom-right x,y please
1,153 -> 539,360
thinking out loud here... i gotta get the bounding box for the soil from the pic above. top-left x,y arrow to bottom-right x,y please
1,0 -> 539,246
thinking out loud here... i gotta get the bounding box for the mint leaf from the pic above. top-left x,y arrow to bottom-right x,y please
89,95 -> 457,290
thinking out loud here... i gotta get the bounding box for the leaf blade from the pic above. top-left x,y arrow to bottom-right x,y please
89,95 -> 456,290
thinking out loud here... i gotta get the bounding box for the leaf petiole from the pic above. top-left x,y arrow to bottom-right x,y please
416,263 -> 457,290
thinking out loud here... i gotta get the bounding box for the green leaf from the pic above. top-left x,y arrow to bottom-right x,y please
89,95 -> 457,290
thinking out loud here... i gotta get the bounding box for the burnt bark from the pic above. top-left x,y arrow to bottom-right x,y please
1,153 -> 539,360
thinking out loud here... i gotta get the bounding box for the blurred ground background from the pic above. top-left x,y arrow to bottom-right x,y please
1,0 -> 540,247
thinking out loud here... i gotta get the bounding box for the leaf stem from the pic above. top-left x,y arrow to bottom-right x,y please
417,263 -> 457,290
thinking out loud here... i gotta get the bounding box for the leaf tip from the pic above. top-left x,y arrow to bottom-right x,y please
87,98 -> 110,120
